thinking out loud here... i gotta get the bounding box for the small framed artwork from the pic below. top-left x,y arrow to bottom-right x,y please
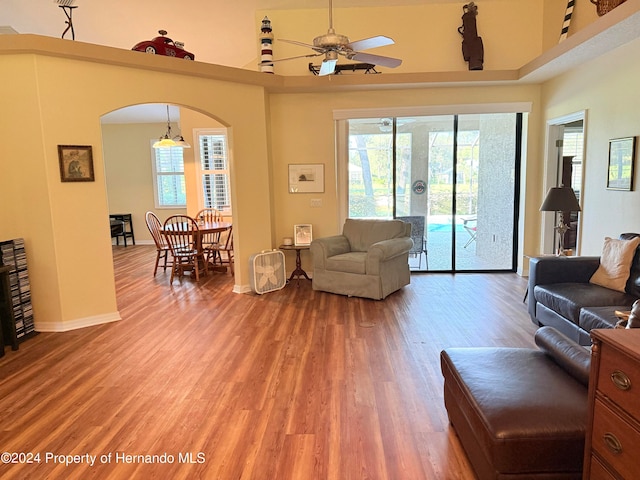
288,164 -> 324,193
58,145 -> 95,182
607,136 -> 636,191
294,224 -> 313,246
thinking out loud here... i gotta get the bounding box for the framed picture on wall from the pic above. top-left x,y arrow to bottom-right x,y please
294,224 -> 313,246
288,164 -> 324,193
607,136 -> 636,191
58,145 -> 95,182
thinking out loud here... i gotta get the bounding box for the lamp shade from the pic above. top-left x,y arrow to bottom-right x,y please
173,135 -> 191,148
152,136 -> 178,148
540,186 -> 581,212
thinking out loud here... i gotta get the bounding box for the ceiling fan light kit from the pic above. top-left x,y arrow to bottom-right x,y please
266,0 -> 402,76
312,31 -> 349,50
308,62 -> 379,75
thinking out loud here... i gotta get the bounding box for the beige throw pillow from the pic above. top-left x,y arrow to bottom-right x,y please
590,236 -> 640,292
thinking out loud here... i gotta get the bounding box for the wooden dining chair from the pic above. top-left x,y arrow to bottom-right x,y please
145,211 -> 173,276
196,208 -> 223,223
163,215 -> 208,283
211,226 -> 234,274
196,208 -> 223,263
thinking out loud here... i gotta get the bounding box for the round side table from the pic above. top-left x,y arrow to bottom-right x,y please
279,244 -> 311,285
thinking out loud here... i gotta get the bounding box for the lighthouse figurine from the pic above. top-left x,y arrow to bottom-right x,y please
259,16 -> 274,73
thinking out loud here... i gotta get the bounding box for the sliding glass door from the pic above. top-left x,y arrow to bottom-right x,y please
347,113 -> 521,272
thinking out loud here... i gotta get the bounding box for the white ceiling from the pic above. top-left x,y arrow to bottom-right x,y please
101,105 -> 181,125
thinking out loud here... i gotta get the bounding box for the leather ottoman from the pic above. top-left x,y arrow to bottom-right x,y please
440,327 -> 589,479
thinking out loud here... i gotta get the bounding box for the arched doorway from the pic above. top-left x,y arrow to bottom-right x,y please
100,103 -> 233,277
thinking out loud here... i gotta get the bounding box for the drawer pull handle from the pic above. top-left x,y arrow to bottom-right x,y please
603,433 -> 623,455
610,370 -> 631,391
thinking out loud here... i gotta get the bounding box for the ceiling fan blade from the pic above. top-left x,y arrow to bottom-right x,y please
279,38 -> 318,50
350,52 -> 402,68
319,58 -> 338,76
348,36 -> 395,51
259,53 -> 322,66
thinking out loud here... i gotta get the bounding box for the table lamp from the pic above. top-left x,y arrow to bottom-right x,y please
540,186 -> 581,255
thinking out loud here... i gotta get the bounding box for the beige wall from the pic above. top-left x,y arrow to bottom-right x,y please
256,1 -> 545,75
0,54 -> 64,324
102,122 -> 186,245
269,85 -> 542,274
540,35 -> 640,255
0,45 -> 272,331
256,0 -> 600,76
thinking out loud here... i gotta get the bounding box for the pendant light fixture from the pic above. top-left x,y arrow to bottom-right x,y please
152,105 -> 191,149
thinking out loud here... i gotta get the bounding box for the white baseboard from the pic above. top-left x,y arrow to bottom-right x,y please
234,284 -> 252,294
35,312 -> 121,332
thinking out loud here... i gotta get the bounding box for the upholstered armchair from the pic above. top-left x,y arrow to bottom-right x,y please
310,218 -> 413,300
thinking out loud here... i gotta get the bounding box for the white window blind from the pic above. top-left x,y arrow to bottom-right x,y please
563,128 -> 584,198
197,130 -> 231,212
151,145 -> 186,207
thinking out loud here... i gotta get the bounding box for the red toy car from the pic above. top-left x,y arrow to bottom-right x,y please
132,30 -> 195,60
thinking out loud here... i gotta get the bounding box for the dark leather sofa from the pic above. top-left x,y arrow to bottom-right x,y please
441,326 -> 590,479
528,233 -> 640,345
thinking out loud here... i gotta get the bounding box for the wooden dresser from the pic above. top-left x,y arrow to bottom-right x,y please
583,329 -> 640,479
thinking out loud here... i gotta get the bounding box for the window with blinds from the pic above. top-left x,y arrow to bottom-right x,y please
563,127 -> 584,199
197,130 -> 231,212
151,145 -> 186,207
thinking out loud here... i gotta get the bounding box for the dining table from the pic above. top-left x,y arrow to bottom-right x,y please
161,219 -> 232,272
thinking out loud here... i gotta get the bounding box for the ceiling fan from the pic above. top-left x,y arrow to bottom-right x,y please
269,0 -> 402,76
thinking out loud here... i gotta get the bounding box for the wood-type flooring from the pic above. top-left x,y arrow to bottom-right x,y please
0,245 -> 536,479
